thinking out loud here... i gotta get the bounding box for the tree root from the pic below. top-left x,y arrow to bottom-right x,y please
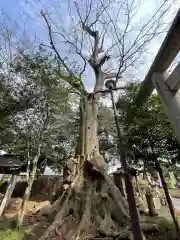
140,223 -> 159,233
48,190 -> 67,216
99,223 -> 158,240
26,154 -> 161,240
38,191 -> 71,240
102,171 -> 130,220
99,209 -> 158,240
99,193 -> 119,236
55,223 -> 64,236
89,157 -> 129,213
99,223 -> 131,239
71,180 -> 95,239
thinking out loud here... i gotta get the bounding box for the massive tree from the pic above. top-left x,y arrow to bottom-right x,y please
22,0 -> 175,239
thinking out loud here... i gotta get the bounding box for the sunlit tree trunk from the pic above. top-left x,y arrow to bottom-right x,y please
0,175 -> 18,216
17,146 -> 41,228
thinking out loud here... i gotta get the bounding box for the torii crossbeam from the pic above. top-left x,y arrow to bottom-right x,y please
134,9 -> 180,141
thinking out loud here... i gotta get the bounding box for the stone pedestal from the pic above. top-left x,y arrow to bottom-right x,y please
153,197 -> 161,210
146,193 -> 158,216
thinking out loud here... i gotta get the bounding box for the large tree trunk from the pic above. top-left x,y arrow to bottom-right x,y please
17,146 -> 41,228
25,96 -> 157,240
0,175 -> 18,216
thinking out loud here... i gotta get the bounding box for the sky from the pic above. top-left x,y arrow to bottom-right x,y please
0,0 -> 180,92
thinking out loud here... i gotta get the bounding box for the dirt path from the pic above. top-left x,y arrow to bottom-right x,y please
2,198 -> 51,226
1,197 -> 179,240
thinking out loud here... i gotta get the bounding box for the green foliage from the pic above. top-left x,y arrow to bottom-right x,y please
0,229 -> 24,240
0,47 -> 79,172
142,216 -> 175,231
0,78 -> 33,120
0,74 -> 35,151
116,82 -> 180,169
14,45 -> 84,94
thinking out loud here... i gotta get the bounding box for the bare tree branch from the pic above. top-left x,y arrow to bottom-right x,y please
98,0 -> 174,83
40,10 -> 86,93
24,0 -> 175,97
41,11 -> 73,75
104,72 -> 122,80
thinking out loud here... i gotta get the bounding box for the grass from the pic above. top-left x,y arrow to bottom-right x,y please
0,229 -> 25,240
142,216 -> 178,240
0,218 -> 29,240
142,215 -> 175,231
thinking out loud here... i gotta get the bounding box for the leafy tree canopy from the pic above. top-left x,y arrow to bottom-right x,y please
117,82 -> 180,174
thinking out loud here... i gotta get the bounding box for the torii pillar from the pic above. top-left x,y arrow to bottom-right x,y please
152,62 -> 180,142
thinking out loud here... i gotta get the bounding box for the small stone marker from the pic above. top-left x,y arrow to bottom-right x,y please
153,197 -> 161,210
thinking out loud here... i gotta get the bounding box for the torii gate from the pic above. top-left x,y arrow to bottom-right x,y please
134,9 -> 180,142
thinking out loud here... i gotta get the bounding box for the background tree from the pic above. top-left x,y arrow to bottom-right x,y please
0,47 -> 78,225
117,81 -> 180,237
116,82 -> 180,171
